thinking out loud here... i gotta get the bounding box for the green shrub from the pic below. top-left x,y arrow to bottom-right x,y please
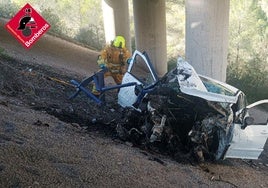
75,26 -> 104,50
0,3 -> 19,18
41,8 -> 67,35
227,55 -> 268,102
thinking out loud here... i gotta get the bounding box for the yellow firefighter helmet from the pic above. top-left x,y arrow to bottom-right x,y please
112,36 -> 126,48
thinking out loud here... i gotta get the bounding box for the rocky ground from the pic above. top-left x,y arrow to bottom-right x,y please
0,18 -> 268,187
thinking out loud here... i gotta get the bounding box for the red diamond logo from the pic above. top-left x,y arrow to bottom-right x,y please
5,3 -> 50,49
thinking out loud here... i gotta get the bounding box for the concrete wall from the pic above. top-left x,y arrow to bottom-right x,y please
185,0 -> 230,81
102,0 -> 131,51
133,0 -> 167,77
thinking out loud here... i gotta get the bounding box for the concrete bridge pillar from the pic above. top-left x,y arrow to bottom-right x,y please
133,0 -> 167,77
102,0 -> 131,51
185,0 -> 230,81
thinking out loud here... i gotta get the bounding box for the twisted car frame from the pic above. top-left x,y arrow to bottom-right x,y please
71,50 -> 268,162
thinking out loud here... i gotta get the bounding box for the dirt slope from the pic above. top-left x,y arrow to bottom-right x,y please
0,18 -> 99,76
0,18 -> 268,187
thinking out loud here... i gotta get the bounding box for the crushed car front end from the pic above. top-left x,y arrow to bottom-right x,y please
117,51 -> 268,162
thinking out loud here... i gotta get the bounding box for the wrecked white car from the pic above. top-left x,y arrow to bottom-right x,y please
71,50 -> 268,162
117,50 -> 268,162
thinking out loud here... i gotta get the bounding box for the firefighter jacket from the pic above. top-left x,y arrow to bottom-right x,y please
97,45 -> 131,75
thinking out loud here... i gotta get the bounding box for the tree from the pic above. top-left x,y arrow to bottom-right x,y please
227,0 -> 268,102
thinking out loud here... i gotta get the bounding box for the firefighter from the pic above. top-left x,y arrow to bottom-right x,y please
92,36 -> 131,95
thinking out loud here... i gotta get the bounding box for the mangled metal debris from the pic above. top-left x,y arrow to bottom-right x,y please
71,50 -> 268,162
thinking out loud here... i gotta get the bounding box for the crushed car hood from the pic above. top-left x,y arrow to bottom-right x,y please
176,57 -> 239,104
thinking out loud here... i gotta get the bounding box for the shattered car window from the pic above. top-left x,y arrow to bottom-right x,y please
200,76 -> 235,96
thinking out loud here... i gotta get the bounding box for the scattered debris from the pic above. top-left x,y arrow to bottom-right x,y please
47,76 -> 74,87
71,123 -> 80,128
148,156 -> 166,166
0,164 -> 5,172
0,100 -> 8,107
33,120 -> 49,127
210,175 -> 238,188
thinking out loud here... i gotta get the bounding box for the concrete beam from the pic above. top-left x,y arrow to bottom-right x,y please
185,0 -> 230,81
133,0 -> 167,77
102,0 -> 131,50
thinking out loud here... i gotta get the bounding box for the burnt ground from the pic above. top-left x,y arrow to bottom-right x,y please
0,18 -> 268,187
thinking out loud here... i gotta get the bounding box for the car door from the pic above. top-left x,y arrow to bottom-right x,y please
118,50 -> 158,108
225,100 -> 268,159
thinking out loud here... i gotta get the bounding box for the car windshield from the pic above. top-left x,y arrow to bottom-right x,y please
199,76 -> 236,96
